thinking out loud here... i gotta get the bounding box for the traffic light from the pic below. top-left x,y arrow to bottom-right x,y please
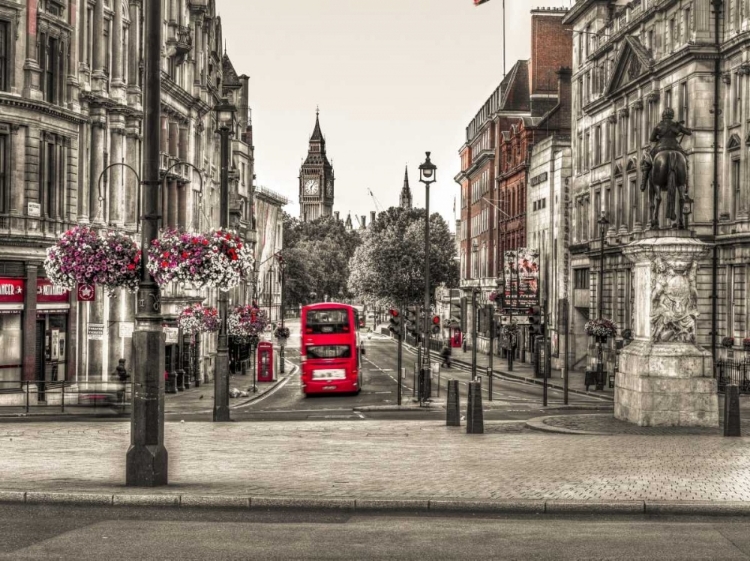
388,309 -> 401,336
431,315 -> 441,335
406,307 -> 419,337
528,306 -> 544,336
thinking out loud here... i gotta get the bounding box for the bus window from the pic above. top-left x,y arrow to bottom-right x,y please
305,309 -> 351,334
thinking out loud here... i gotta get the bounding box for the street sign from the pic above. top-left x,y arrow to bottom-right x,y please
164,327 -> 179,344
87,323 -> 104,340
77,284 -> 95,302
119,321 -> 134,338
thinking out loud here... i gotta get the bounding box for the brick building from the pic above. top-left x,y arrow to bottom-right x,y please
0,0 -> 261,395
455,7 -> 572,357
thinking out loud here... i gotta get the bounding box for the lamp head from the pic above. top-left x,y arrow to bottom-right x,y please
214,98 -> 236,131
418,151 -> 437,184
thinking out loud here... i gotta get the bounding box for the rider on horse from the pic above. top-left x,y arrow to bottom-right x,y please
641,108 -> 692,193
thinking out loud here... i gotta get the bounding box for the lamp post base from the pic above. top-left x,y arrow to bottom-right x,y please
213,349 -> 230,422
126,444 -> 168,487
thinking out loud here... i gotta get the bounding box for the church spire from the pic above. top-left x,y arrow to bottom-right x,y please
400,165 -> 413,210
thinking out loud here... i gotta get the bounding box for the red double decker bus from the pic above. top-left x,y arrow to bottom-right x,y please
300,303 -> 363,395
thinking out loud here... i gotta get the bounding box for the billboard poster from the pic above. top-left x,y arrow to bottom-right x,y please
503,248 -> 540,308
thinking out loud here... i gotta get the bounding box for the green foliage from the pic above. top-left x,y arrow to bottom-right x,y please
282,212 -> 361,307
348,206 -> 459,309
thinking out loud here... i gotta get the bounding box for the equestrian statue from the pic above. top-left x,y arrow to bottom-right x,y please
640,108 -> 692,229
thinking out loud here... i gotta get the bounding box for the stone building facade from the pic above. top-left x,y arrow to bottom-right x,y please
563,0 -> 748,365
0,0 -> 259,390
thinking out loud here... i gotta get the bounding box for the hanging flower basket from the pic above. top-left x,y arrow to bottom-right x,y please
585,318 -> 617,340
500,322 -> 518,338
274,326 -> 290,341
722,336 -> 735,349
228,305 -> 269,337
488,290 -> 499,303
177,303 -> 220,335
44,226 -> 141,295
147,228 -> 253,291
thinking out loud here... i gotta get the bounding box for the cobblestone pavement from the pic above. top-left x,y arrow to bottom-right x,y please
540,413 -> 750,435
3,420 -> 750,502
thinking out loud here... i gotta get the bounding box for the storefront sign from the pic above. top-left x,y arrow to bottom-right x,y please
37,279 -> 70,303
77,284 -> 96,302
119,321 -> 134,339
0,279 -> 24,303
87,323 -> 104,340
164,327 -> 179,344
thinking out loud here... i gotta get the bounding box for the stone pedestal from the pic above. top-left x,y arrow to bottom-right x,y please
615,232 -> 718,427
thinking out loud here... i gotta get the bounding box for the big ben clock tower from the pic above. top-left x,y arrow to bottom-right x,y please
299,109 -> 335,222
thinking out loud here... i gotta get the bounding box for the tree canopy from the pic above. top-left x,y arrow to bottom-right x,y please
347,206 -> 459,309
281,213 -> 361,307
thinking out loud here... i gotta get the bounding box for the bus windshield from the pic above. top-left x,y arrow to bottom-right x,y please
305,309 -> 351,334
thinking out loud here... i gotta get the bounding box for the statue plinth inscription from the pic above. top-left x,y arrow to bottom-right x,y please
615,234 -> 718,427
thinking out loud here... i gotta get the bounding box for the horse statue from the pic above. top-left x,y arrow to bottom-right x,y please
640,108 -> 692,230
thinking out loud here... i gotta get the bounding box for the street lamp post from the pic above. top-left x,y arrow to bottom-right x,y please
471,239 -> 479,381
596,210 -> 610,391
213,98 -> 236,423
126,0 -> 168,487
418,152 -> 437,400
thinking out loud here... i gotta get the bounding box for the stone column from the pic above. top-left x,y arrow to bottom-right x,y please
66,0 -> 80,111
10,125 -> 25,232
78,105 -> 91,223
87,287 -> 105,381
89,110 -> 107,224
91,0 -> 107,93
78,0 -> 88,72
22,263 -> 39,382
109,119 -> 125,225
127,0 -> 142,107
194,18 -> 203,86
111,0 -> 125,97
23,0 -> 42,100
124,119 -> 141,229
108,288 -> 123,380
167,180 -> 178,228
615,232 -> 718,427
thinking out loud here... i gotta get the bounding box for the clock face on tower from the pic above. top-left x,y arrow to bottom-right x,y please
325,179 -> 333,197
304,178 -> 319,195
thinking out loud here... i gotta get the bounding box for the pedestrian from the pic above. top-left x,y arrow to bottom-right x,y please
440,342 -> 452,368
114,359 -> 128,404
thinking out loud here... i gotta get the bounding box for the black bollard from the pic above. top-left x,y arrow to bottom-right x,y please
487,367 -> 493,401
446,380 -> 460,426
724,385 -> 741,437
466,380 -> 484,434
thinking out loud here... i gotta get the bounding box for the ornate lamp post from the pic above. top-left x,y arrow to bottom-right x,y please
126,0 -> 168,487
213,98 -> 236,422
596,210 -> 610,390
276,252 -> 286,374
418,152 -> 437,399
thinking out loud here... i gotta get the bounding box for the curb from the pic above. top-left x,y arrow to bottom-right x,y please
3,490 -> 750,516
354,404 -> 444,412
525,415 -> 609,435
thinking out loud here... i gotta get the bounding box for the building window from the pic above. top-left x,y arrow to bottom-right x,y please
616,182 -> 623,229
629,177 -> 637,230
574,268 -> 590,290
584,130 -> 590,171
683,8 -> 691,43
669,18 -> 676,52
0,132 -> 6,213
734,74 -> 742,124
39,33 -> 61,104
577,133 -> 583,173
0,313 -> 21,383
0,21 -> 8,93
733,158 -> 741,218
680,82 -> 689,125
39,134 -> 64,220
594,125 -> 602,166
665,88 -> 673,111
594,190 -> 601,237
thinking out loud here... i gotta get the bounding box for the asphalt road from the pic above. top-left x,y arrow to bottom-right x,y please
2,504 -> 750,560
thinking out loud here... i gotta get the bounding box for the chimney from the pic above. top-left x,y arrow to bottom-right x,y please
239,75 -> 250,131
556,67 -> 572,126
528,8 -> 572,114
334,211 -> 340,221
361,215 -> 366,229
370,211 -> 376,225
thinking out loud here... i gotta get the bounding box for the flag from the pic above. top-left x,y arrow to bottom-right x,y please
453,197 -> 456,214
474,0 -> 491,5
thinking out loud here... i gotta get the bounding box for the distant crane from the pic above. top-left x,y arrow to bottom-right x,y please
368,189 -> 385,214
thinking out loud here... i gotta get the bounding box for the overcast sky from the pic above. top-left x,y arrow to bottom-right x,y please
219,0 -> 572,230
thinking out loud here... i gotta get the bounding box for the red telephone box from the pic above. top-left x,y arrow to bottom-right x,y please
257,341 -> 274,382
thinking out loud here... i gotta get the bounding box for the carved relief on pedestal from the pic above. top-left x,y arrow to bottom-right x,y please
650,256 -> 700,343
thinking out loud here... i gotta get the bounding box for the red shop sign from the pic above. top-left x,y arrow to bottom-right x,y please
77,284 -> 95,302
37,279 -> 70,303
0,278 -> 24,303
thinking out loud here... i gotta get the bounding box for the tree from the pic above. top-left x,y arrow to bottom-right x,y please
282,212 -> 361,307
348,206 -> 458,309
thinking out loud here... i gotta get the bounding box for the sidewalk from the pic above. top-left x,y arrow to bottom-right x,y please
2,419 -> 750,514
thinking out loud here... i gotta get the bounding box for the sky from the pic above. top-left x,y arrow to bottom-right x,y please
220,0 -> 573,231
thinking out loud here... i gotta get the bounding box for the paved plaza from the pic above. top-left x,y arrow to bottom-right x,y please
2,419 -> 750,503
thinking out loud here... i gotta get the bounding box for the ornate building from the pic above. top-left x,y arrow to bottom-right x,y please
0,0 -> 258,392
299,110 -> 334,222
563,0 -> 743,365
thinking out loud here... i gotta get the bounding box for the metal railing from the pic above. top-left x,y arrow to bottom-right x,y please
0,380 -> 132,414
716,359 -> 750,394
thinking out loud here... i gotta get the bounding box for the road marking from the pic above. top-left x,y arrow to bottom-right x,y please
356,412 -> 366,419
